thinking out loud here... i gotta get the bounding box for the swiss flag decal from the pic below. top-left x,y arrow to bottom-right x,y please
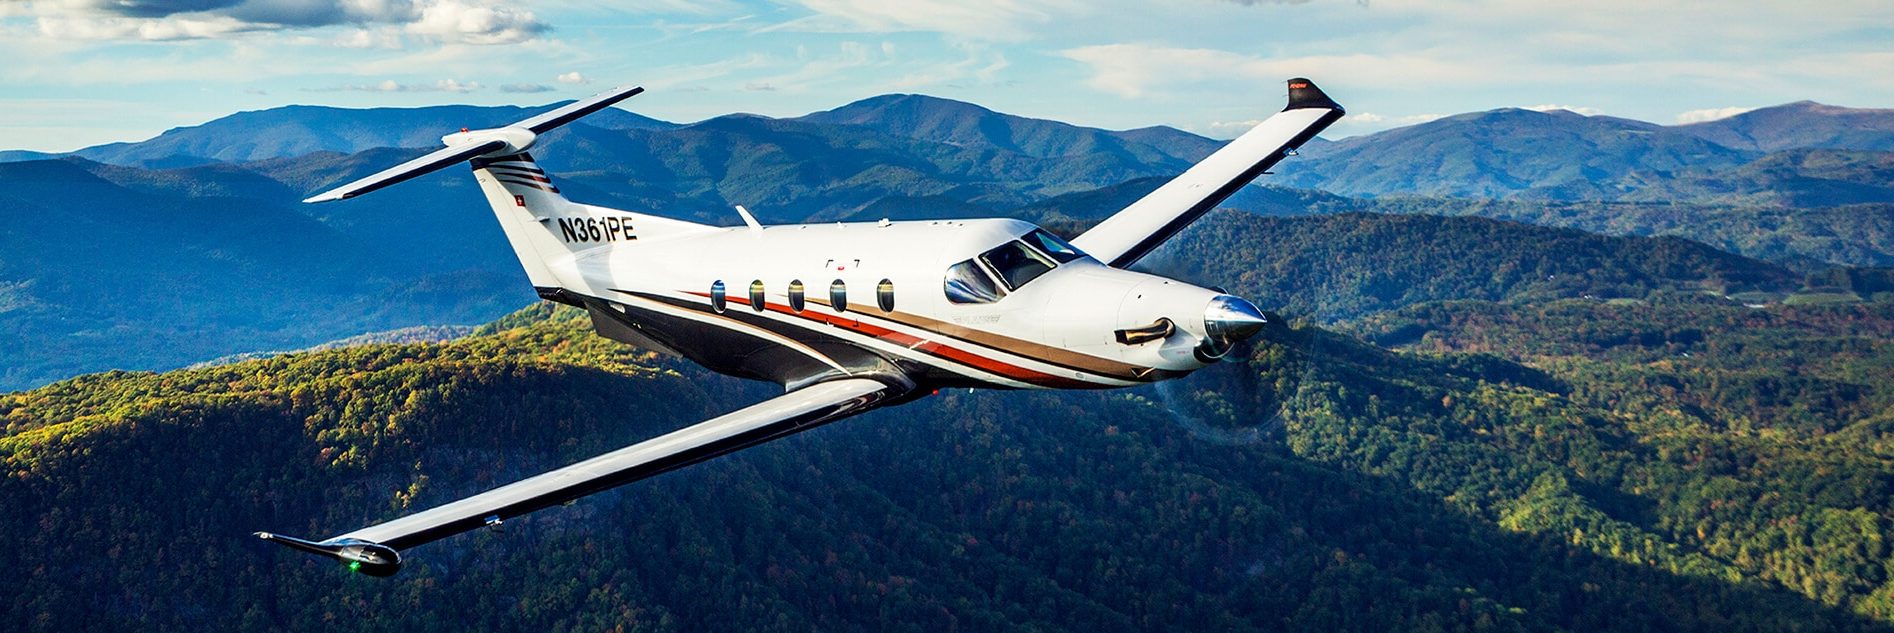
514,194 -> 526,207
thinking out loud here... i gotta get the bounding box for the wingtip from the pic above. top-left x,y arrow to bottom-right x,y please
1284,78 -> 1343,112
302,191 -> 344,204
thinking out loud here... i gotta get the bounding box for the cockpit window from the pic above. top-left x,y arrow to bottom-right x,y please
944,260 -> 1004,304
979,240 -> 1055,291
1024,229 -> 1086,263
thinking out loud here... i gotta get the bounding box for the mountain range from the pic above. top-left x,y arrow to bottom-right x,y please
9,91 -> 1894,630
2,93 -> 1892,392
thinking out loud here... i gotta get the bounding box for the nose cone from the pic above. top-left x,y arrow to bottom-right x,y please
1204,295 -> 1268,342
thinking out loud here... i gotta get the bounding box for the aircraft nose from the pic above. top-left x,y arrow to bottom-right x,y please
1204,295 -> 1267,343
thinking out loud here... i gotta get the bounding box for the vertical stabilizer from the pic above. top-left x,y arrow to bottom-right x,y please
468,152 -> 716,292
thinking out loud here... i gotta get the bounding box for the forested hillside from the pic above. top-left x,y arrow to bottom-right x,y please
1136,211 -> 1801,320
6,303 -> 1892,631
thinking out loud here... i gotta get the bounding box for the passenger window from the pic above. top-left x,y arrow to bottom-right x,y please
944,260 -> 1003,304
1024,229 -> 1086,263
749,280 -> 766,312
830,279 -> 848,312
877,279 -> 895,312
980,240 -> 1055,291
710,280 -> 727,313
788,280 -> 805,312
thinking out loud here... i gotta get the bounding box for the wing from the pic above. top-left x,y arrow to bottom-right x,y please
256,377 -> 904,576
1070,78 -> 1344,268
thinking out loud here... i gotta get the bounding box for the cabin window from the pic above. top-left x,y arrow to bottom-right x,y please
749,280 -> 766,312
788,280 -> 805,312
944,260 -> 1003,304
979,240 -> 1056,291
710,280 -> 727,313
830,279 -> 848,312
877,279 -> 895,312
1024,229 -> 1086,263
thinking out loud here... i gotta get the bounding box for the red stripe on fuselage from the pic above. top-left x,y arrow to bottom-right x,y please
683,291 -> 1097,389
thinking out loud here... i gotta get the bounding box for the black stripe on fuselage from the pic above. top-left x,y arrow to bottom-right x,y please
619,290 -> 1148,388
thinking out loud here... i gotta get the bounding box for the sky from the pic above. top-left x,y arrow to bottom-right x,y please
2,0 -> 1892,152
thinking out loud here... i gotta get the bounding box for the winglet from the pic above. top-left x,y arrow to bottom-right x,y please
1285,78 -> 1343,112
255,531 -> 403,577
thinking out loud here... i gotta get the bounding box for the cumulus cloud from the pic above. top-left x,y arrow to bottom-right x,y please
1675,106 -> 1756,124
778,0 -> 1066,42
22,0 -> 548,44
313,78 -> 483,92
1218,0 -> 1370,5
1342,112 -> 1446,126
500,83 -> 554,93
557,71 -> 589,84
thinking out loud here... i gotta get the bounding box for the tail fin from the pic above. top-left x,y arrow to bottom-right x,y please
300,84 -> 715,294
467,152 -> 713,290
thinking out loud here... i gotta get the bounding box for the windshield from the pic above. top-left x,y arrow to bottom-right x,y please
944,260 -> 1004,304
1024,229 -> 1086,263
980,240 -> 1055,291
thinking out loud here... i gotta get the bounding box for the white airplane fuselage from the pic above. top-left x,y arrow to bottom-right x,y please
544,212 -> 1234,393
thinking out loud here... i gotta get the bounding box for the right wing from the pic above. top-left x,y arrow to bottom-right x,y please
257,377 -> 905,576
1070,78 -> 1344,268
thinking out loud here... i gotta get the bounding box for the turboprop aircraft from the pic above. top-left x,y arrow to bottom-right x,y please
256,78 -> 1344,576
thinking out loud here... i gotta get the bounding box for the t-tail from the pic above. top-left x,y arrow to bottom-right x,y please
300,84 -> 714,297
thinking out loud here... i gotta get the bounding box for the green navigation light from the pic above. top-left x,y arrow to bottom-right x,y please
349,561 -> 362,572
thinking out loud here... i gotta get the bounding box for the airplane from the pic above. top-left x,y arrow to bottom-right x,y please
256,78 -> 1344,576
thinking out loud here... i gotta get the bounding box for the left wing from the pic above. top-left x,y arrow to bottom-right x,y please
1070,78 -> 1344,268
257,377 -> 904,576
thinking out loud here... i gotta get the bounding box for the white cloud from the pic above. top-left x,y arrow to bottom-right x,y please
500,83 -> 553,93
1343,112 -> 1445,126
333,28 -> 405,49
1060,43 -> 1470,99
774,0 -> 1077,42
21,0 -> 547,44
557,71 -> 589,84
36,14 -> 260,40
1675,106 -> 1756,124
313,78 -> 483,92
403,0 -> 545,45
1523,104 -> 1602,116
889,39 -> 1008,89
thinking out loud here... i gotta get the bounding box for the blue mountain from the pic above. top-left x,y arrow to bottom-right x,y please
67,103 -> 675,168
1674,101 -> 1894,152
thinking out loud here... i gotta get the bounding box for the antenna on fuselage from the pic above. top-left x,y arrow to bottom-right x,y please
734,205 -> 762,235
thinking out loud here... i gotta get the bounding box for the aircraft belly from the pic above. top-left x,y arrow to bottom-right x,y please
608,300 -> 893,386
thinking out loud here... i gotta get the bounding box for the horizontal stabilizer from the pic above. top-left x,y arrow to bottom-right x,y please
301,139 -> 504,203
301,84 -> 645,204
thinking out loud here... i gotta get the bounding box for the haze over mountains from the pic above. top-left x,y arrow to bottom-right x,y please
2,93 -> 1892,390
